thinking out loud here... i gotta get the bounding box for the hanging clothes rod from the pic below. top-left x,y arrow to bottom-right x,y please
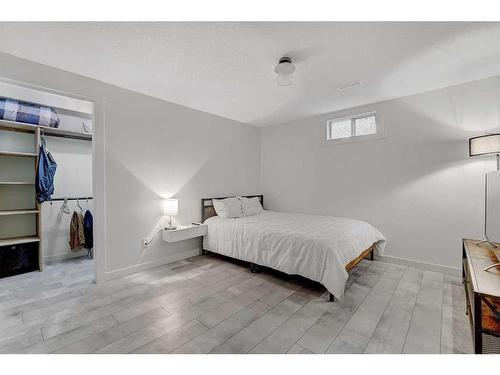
40,127 -> 92,142
50,196 -> 93,201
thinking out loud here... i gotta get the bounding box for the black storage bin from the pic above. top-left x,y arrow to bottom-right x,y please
0,242 -> 39,278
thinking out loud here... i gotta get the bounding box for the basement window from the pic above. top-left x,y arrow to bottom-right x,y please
326,112 -> 377,141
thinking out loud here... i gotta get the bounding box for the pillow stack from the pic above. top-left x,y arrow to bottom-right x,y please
212,196 -> 264,219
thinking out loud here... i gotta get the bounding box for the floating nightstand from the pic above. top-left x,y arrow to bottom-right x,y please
162,224 -> 207,243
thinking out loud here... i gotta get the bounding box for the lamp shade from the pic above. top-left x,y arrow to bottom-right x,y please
163,198 -> 178,216
469,134 -> 500,157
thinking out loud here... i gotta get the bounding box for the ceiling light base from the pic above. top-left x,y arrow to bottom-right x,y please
274,56 -> 296,87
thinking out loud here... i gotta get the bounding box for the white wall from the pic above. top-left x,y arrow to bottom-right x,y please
261,75 -> 500,272
45,135 -> 92,198
41,134 -> 93,263
41,199 -> 94,263
0,52 -> 261,280
103,90 -> 261,276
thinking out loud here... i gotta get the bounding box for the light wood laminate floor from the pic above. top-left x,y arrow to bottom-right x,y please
0,254 -> 472,354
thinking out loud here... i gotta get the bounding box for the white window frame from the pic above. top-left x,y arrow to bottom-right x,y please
322,109 -> 386,146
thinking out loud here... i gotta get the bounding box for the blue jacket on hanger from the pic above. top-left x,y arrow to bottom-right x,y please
36,138 -> 57,203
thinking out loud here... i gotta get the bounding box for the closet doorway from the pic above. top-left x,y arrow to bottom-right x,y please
0,79 -> 97,284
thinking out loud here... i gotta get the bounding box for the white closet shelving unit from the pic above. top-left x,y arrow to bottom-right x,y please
0,120 -> 42,272
0,118 -> 92,275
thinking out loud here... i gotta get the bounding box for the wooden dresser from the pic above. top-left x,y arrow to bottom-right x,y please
462,239 -> 500,354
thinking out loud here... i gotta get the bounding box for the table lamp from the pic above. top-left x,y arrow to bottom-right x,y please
163,198 -> 178,230
469,134 -> 500,248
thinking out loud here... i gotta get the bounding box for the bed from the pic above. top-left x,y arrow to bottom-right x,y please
201,195 -> 386,300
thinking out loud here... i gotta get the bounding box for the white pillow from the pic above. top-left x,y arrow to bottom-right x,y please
213,198 -> 244,219
239,196 -> 264,216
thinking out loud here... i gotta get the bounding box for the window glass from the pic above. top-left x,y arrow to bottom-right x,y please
326,112 -> 378,142
328,119 -> 352,140
354,115 -> 376,136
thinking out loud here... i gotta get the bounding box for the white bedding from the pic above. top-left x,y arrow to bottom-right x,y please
203,210 -> 386,298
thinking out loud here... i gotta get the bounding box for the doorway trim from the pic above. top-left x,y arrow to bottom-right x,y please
0,76 -> 106,283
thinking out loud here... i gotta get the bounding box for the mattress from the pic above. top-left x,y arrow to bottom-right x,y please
203,210 -> 386,298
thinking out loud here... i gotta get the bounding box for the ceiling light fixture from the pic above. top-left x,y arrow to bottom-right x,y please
274,57 -> 296,87
337,81 -> 363,91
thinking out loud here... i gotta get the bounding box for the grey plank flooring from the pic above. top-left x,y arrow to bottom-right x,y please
403,270 -> 444,354
0,255 -> 472,354
249,298 -> 330,353
440,275 -> 473,354
287,343 -> 314,354
364,267 -> 423,353
325,263 -> 405,353
211,297 -> 303,353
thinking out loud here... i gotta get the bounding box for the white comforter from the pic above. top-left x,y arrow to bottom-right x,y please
203,210 -> 386,298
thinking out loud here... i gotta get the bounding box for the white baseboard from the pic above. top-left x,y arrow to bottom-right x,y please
43,251 -> 87,264
376,254 -> 460,276
103,248 -> 458,282
104,249 -> 201,281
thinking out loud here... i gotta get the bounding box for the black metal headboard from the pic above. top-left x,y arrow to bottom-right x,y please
201,195 -> 264,222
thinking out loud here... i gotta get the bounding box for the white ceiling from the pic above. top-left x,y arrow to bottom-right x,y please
1,22 -> 500,127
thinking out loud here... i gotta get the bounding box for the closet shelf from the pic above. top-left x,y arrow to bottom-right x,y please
0,209 -> 39,216
0,119 -> 92,141
0,236 -> 40,247
0,119 -> 37,133
0,182 -> 35,185
0,151 -> 37,158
